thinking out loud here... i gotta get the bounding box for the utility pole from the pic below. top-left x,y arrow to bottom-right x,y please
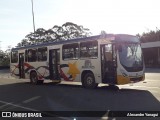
31,0 -> 36,32
0,41 -> 2,59
0,41 -> 1,51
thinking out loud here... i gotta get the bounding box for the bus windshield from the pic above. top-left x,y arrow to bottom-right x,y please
118,43 -> 143,72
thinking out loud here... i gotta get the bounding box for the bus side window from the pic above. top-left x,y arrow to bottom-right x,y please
38,47 -> 47,61
28,48 -> 37,62
63,43 -> 79,60
80,41 -> 98,58
11,51 -> 18,63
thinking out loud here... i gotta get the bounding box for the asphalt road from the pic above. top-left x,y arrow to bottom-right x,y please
0,69 -> 160,120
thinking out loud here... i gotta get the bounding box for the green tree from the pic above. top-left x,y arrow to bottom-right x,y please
0,46 -> 11,66
62,22 -> 91,39
0,50 -> 4,59
17,22 -> 91,47
138,28 -> 160,43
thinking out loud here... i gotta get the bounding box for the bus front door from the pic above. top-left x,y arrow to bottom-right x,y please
101,44 -> 117,84
49,49 -> 60,80
19,53 -> 25,78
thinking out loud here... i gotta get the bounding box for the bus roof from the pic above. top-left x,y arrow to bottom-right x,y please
11,34 -> 138,51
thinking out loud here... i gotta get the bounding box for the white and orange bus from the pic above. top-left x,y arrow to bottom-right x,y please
10,34 -> 145,88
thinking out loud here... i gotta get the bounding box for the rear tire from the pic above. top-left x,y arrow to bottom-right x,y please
30,72 -> 40,85
82,73 -> 98,89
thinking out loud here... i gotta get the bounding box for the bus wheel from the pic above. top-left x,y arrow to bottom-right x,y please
38,80 -> 44,84
30,72 -> 38,85
83,73 -> 98,89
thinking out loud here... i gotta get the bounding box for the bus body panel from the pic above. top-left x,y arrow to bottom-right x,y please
59,52 -> 101,83
10,63 -> 19,78
10,34 -> 145,86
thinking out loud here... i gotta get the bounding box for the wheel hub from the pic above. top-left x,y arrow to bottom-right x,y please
87,76 -> 93,85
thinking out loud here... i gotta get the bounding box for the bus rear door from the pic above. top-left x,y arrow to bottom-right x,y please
19,53 -> 25,78
49,49 -> 61,80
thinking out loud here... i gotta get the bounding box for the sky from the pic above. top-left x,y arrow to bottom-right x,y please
1,0 -> 160,51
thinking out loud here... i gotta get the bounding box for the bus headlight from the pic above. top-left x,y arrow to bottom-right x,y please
122,72 -> 128,77
120,69 -> 128,77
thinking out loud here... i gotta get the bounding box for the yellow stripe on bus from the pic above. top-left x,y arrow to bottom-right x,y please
117,75 -> 130,85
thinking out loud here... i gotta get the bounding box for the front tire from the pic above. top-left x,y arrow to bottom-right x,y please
82,73 -> 98,89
